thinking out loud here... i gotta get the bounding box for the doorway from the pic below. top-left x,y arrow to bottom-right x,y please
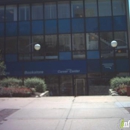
75,79 -> 85,96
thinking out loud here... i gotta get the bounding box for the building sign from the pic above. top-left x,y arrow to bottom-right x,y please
5,60 -> 87,76
57,69 -> 80,74
102,63 -> 114,69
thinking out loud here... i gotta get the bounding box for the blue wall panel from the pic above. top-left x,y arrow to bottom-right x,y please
58,19 -> 70,33
113,16 -> 127,31
32,21 -> 44,34
19,21 -> 30,35
86,18 -> 98,32
72,18 -> 84,33
45,20 -> 57,34
6,22 -> 17,36
99,17 -> 112,31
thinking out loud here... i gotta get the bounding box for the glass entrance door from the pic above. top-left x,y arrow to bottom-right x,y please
75,79 -> 85,96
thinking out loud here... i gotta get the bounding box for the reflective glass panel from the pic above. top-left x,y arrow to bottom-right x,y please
60,75 -> 73,96
112,0 -> 125,16
72,33 -> 85,50
98,0 -> 111,16
46,76 -> 59,96
45,35 -> 58,59
58,2 -> 70,18
0,23 -> 4,36
100,32 -> 113,50
6,37 -> 17,53
6,5 -> 17,21
0,37 -> 4,52
19,5 -> 30,21
45,2 -> 57,19
18,36 -> 31,53
85,0 -> 97,17
73,51 -> 85,59
59,34 -> 71,51
86,33 -> 99,50
32,4 -> 43,20
71,1 -> 84,18
0,6 -> 4,22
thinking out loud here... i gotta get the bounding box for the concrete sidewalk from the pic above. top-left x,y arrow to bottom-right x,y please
0,96 -> 130,130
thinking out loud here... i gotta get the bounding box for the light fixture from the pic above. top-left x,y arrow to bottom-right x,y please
34,44 -> 41,51
111,40 -> 118,48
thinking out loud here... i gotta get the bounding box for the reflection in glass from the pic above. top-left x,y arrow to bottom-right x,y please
71,1 -> 83,18
45,35 -> 58,59
85,0 -> 97,17
73,51 -> 85,59
32,4 -> 43,20
18,36 -> 31,53
46,76 -> 59,96
0,6 -> 4,22
59,34 -> 71,51
112,0 -> 125,16
72,33 -> 85,50
74,75 -> 86,96
6,37 -> 17,53
86,33 -> 98,50
88,78 -> 109,95
114,32 -> 128,58
60,75 -> 73,96
32,35 -> 44,60
88,73 -> 101,78
19,5 -> 30,21
0,37 -> 4,52
45,2 -> 57,19
101,50 -> 114,59
58,2 -> 70,18
100,32 -> 113,50
116,72 -> 130,77
98,0 -> 111,16
6,5 -> 17,21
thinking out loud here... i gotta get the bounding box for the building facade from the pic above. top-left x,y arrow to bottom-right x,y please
0,0 -> 130,96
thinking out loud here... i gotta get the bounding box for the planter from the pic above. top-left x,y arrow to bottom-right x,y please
127,86 -> 130,96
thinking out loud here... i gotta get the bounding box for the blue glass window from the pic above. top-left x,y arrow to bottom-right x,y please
32,21 -> 44,35
58,19 -> 70,33
5,54 -> 17,62
0,23 -> 4,36
86,18 -> 98,32
6,22 -> 17,36
116,59 -> 129,72
45,20 -> 57,34
102,59 -> 115,72
88,59 -> 100,72
99,17 -> 112,31
59,52 -> 71,60
87,51 -> 99,59
113,16 -> 127,31
19,21 -> 30,35
72,18 -> 84,33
